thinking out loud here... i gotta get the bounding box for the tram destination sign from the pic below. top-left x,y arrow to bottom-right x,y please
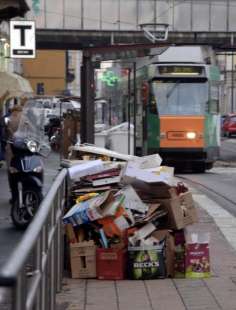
10,21 -> 35,58
158,66 -> 203,76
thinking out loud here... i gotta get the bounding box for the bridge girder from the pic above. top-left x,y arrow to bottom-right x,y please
36,29 -> 236,51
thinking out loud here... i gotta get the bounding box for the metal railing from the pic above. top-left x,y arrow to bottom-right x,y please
0,168 -> 67,310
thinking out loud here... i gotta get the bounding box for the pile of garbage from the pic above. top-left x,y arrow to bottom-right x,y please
63,146 -> 210,280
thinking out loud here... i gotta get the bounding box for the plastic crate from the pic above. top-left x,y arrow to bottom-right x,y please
96,248 -> 127,280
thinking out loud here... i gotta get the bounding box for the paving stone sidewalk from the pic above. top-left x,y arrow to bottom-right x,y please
56,205 -> 236,310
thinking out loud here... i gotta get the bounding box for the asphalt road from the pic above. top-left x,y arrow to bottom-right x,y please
0,152 -> 60,268
219,137 -> 236,163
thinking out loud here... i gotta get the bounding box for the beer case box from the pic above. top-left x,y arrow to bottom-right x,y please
185,240 -> 210,279
127,244 -> 166,280
96,248 -> 127,280
70,241 -> 96,279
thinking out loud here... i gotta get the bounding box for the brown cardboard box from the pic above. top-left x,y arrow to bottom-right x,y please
132,180 -> 177,200
156,198 -> 184,230
165,233 -> 175,278
179,192 -> 198,226
151,230 -> 175,278
70,241 -> 96,278
65,223 -> 77,244
174,230 -> 186,278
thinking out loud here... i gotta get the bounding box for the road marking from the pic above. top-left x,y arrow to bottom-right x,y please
210,167 -> 236,174
225,138 -> 236,143
193,194 -> 236,251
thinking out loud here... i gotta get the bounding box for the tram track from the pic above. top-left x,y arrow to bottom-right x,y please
175,173 -> 236,217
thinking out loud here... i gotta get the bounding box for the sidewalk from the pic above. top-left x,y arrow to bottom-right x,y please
56,199 -> 236,310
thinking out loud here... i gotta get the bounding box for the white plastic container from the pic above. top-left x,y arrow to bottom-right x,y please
109,130 -> 134,155
95,131 -> 108,148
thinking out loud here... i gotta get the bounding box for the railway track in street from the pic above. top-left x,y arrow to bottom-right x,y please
176,167 -> 236,217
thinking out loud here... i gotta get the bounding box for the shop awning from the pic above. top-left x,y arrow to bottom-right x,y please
0,71 -> 33,98
0,0 -> 29,20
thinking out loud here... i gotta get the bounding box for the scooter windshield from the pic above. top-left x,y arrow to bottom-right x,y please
14,99 -> 51,156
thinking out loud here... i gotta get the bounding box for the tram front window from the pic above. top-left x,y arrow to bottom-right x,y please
152,79 -> 208,115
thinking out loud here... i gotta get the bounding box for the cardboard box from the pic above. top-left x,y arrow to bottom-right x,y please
134,181 -> 177,200
151,230 -> 175,278
165,234 -> 175,278
128,245 -> 166,280
185,232 -> 210,279
174,230 -> 186,278
155,198 -> 184,230
185,243 -> 210,279
65,223 -> 77,244
179,191 -> 198,226
96,248 -> 127,280
63,191 -> 123,226
70,241 -> 96,278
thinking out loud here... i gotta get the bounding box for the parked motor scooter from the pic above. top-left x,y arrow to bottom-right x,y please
8,100 -> 50,229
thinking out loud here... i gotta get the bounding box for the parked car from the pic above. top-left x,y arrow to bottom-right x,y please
222,114 -> 236,137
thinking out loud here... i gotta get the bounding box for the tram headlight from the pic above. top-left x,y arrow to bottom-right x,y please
186,132 -> 196,139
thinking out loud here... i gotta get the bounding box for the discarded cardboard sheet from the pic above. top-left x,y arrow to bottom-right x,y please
123,161 -> 170,184
121,185 -> 148,214
130,154 -> 162,169
63,191 -> 123,226
68,159 -> 104,180
128,222 -> 156,246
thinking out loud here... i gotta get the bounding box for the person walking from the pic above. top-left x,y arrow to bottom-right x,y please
5,104 -> 24,202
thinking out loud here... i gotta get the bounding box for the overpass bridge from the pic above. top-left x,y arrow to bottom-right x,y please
26,0 -> 236,50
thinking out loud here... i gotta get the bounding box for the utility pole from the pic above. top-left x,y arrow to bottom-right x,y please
80,54 -> 95,144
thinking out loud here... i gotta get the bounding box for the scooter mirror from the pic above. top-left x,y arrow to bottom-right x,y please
39,143 -> 51,158
4,117 -> 10,125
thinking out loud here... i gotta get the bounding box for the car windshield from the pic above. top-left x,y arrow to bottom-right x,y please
151,79 -> 208,115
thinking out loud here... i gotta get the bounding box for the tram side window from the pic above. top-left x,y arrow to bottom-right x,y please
209,84 -> 219,113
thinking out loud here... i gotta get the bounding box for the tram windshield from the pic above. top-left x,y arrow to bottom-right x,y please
151,79 -> 208,115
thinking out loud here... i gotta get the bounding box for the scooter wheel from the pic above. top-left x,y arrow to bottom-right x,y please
11,188 -> 43,229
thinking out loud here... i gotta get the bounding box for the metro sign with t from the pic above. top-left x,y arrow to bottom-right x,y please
10,21 -> 36,58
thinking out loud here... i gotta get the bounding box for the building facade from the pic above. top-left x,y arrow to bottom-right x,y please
22,50 -> 66,95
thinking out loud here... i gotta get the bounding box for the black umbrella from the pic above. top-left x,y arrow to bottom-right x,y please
0,0 -> 29,20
